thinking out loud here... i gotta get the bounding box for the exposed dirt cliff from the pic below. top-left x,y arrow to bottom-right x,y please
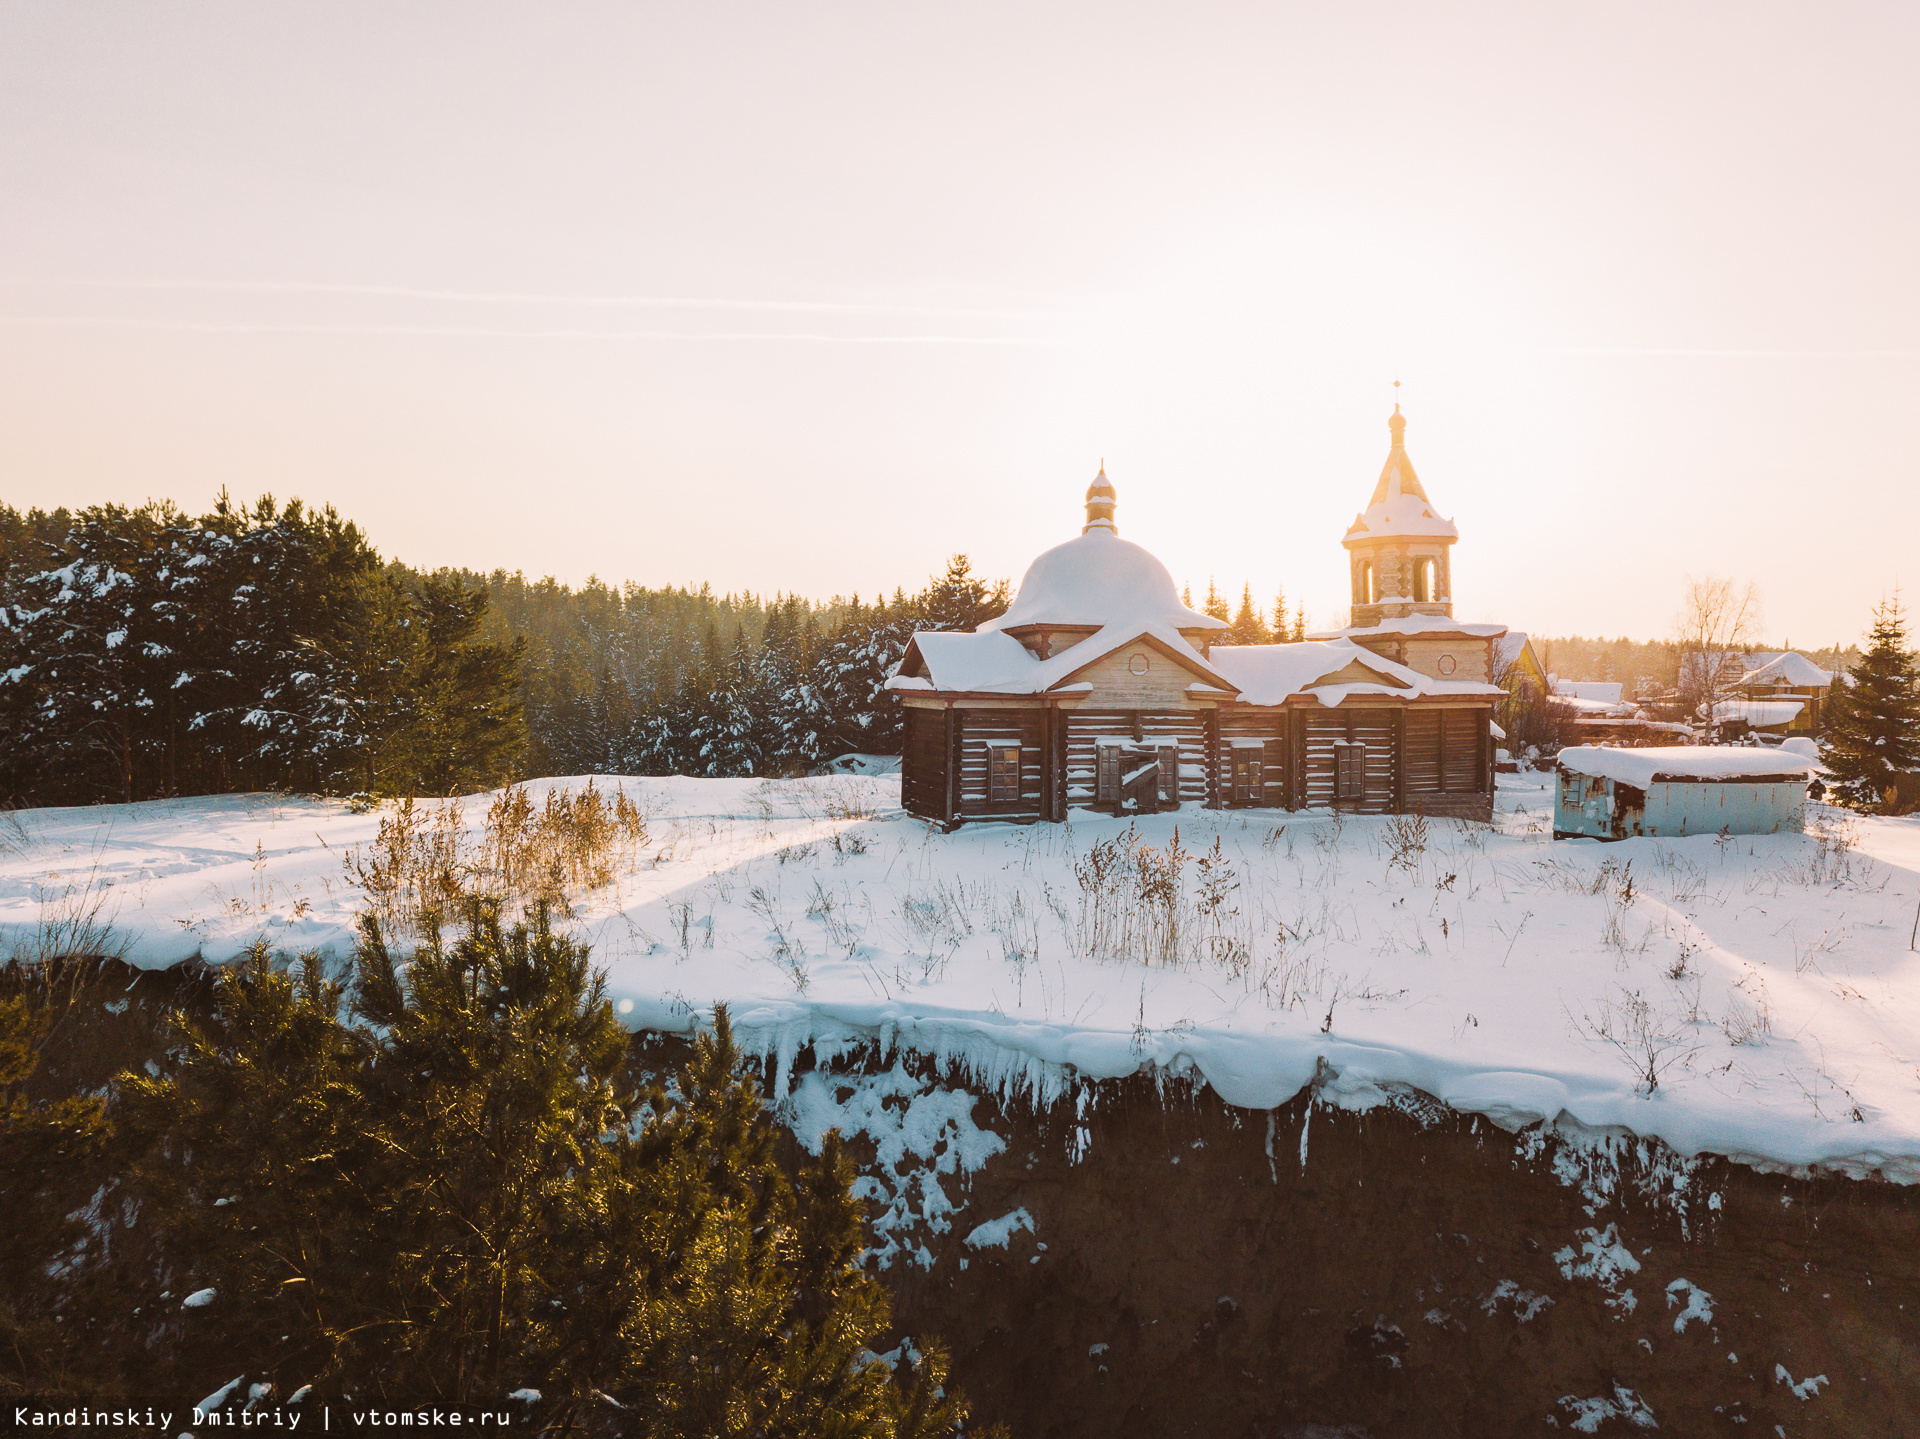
694,1035 -> 1920,1438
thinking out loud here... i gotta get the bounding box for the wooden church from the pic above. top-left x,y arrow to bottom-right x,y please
887,406 -> 1508,826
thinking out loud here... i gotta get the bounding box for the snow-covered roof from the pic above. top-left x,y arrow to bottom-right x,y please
1310,613 -> 1508,642
1739,652 -> 1833,688
1711,698 -> 1804,727
894,629 -> 1506,708
1494,631 -> 1535,669
891,622 -> 1233,696
1207,641 -> 1402,705
1557,745 -> 1818,786
1554,680 -> 1623,704
983,526 -> 1224,635
1207,640 -> 1505,708
1342,407 -> 1460,544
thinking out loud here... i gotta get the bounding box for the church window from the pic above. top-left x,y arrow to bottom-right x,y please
1414,557 -> 1434,603
988,744 -> 1022,804
1156,743 -> 1181,804
1231,745 -> 1263,805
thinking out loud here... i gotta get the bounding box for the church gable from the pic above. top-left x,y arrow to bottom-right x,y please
1052,632 -> 1232,708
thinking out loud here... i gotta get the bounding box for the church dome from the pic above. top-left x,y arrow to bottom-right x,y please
983,468 -> 1225,634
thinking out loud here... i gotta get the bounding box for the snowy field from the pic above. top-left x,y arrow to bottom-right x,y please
3,770 -> 1919,1182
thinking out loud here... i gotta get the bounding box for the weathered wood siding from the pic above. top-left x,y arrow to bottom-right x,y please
901,706 -> 949,822
956,710 -> 1048,821
1060,647 -> 1216,709
1403,705 -> 1494,820
1301,707 -> 1397,812
1397,637 -> 1491,683
1217,711 -> 1290,808
1064,712 -> 1209,808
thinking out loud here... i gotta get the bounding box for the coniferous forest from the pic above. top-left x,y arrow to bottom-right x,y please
0,496 -> 1011,807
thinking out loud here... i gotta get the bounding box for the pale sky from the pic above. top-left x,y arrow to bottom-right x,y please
2,2 -> 1915,646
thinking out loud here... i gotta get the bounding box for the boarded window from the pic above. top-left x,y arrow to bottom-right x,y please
1156,743 -> 1180,804
1095,744 -> 1122,803
987,744 -> 1022,804
1231,746 -> 1263,805
1334,740 -> 1366,801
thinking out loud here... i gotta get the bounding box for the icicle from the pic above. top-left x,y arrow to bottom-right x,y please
1265,1112 -> 1278,1185
1299,1100 -> 1312,1175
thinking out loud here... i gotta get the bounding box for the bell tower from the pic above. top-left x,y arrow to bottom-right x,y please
1342,403 -> 1459,629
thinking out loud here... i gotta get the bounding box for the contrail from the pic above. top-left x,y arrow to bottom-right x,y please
1537,346 -> 1920,359
24,277 -> 1066,322
0,314 -> 1057,344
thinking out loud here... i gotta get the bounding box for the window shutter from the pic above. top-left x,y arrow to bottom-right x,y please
1157,742 -> 1180,803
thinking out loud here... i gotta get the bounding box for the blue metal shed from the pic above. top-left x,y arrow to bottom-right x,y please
1553,745 -> 1815,840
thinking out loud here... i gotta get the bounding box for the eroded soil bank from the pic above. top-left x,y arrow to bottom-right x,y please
681,1034 -> 1920,1439
13,968 -> 1919,1436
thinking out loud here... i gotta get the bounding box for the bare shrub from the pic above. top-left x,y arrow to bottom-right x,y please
1720,973 -> 1772,1046
1384,810 -> 1429,877
748,885 -> 808,991
1066,825 -> 1194,966
0,806 -> 31,857
820,778 -> 875,822
344,782 -> 650,937
342,796 -> 470,937
1571,986 -> 1700,1095
9,863 -> 129,967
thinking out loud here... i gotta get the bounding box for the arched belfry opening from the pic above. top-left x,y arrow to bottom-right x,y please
1340,403 -> 1460,628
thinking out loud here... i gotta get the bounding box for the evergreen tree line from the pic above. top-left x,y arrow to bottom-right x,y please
0,498 -> 523,806
454,556 -> 1010,781
0,907 -> 980,1433
0,497 -> 1012,803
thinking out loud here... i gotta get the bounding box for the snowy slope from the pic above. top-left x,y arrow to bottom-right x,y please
3,772 -> 1918,1181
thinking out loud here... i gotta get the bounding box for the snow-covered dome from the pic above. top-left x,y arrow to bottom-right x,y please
983,469 -> 1226,634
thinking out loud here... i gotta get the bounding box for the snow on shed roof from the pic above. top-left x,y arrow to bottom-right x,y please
984,526 -> 1224,634
1556,745 -> 1818,787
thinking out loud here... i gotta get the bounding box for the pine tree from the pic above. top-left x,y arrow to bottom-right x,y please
1203,579 -> 1230,623
916,554 -> 1009,633
0,983 -> 109,1396
109,906 -> 972,1432
1227,585 -> 1271,646
1270,587 -> 1288,642
1821,595 -> 1920,811
0,502 -> 182,804
370,575 -> 527,795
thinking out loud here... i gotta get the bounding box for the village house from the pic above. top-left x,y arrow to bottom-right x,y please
1494,630 -> 1547,695
887,406 -> 1507,826
1680,650 -> 1838,738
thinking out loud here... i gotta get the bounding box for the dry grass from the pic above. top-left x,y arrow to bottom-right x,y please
344,781 -> 650,936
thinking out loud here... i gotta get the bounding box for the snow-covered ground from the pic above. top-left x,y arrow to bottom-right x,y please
3,771 -> 1918,1182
